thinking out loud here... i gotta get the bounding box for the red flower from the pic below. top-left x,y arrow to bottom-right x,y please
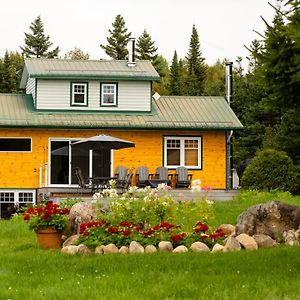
23,214 -> 30,221
26,207 -> 35,214
201,234 -> 209,240
209,233 -> 219,240
215,228 -> 225,237
194,222 -> 209,233
61,208 -> 70,215
119,221 -> 131,227
122,230 -> 131,236
171,234 -> 183,243
107,227 -> 118,234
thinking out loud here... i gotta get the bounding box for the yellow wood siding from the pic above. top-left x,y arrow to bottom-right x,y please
0,129 -> 226,189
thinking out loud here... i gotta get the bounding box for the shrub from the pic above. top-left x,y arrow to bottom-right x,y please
241,149 -> 297,192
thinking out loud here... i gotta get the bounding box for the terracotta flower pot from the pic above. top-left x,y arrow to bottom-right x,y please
36,228 -> 62,249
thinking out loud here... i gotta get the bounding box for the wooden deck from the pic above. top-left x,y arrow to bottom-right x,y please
38,187 -> 239,202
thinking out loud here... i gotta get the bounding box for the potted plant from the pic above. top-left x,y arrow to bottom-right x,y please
23,202 -> 70,249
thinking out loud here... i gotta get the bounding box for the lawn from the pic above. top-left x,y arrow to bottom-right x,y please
1,191 -> 300,300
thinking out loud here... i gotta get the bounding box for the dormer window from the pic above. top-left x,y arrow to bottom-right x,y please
100,83 -> 118,107
71,82 -> 88,106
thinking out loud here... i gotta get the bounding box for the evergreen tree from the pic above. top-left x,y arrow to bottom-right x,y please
136,29 -> 158,62
203,60 -> 225,96
0,51 -> 24,93
100,14 -> 131,60
169,51 -> 183,95
64,47 -> 90,60
20,16 -> 59,58
185,25 -> 207,95
152,55 -> 170,95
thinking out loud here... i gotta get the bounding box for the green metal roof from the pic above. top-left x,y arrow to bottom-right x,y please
20,58 -> 160,88
0,94 -> 243,130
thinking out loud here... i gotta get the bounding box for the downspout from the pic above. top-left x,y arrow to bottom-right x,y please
226,62 -> 233,189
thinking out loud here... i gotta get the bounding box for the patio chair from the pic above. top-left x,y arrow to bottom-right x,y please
154,166 -> 173,186
115,166 -> 128,187
73,166 -> 97,194
136,166 -> 150,188
175,166 -> 193,188
117,168 -> 134,193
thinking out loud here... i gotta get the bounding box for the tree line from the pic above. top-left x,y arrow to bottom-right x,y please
0,0 -> 299,186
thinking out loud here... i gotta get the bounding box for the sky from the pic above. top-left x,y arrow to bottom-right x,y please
1,0 -> 276,67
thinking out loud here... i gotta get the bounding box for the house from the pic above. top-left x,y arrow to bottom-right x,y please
0,55 -> 242,215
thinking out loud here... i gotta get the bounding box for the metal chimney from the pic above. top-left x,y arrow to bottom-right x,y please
225,61 -> 233,190
225,62 -> 233,105
127,38 -> 136,67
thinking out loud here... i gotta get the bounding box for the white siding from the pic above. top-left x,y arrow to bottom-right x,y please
36,79 -> 151,111
26,78 -> 36,105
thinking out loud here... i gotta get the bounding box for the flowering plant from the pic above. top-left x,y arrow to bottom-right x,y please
23,202 -> 70,232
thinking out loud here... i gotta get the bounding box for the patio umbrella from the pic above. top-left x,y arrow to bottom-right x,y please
71,134 -> 135,177
71,134 -> 135,150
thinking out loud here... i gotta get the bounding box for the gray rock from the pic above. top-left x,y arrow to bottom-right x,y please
252,234 -> 277,248
145,245 -> 157,253
103,244 -> 119,254
77,244 -> 92,255
190,242 -> 210,252
62,234 -> 80,247
217,224 -> 236,237
95,245 -> 105,255
61,245 -> 79,255
173,245 -> 188,253
283,230 -> 299,246
236,233 -> 258,250
67,202 -> 98,235
158,241 -> 173,252
236,201 -> 300,240
129,241 -> 144,254
211,243 -> 224,253
119,246 -> 129,254
223,237 -> 241,252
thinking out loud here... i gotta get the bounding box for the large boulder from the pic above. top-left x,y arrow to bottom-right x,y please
67,202 -> 98,235
235,201 -> 300,240
252,234 -> 277,248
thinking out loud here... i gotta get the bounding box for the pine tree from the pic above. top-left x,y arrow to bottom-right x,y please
136,29 -> 158,62
169,51 -> 182,95
20,16 -> 59,58
0,51 -> 24,93
100,14 -> 131,60
185,25 -> 207,95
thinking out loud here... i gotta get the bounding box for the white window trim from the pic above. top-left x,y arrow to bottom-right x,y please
0,190 -> 36,205
101,83 -> 117,106
164,136 -> 202,169
71,83 -> 88,106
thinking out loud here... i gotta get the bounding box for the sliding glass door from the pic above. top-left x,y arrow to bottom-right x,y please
50,139 -> 111,185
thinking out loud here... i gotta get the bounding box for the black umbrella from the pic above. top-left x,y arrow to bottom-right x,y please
71,134 -> 135,150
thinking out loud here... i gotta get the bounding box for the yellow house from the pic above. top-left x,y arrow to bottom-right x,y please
0,58 -> 242,215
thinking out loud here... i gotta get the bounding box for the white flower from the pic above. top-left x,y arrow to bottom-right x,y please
191,179 -> 201,186
191,185 -> 201,192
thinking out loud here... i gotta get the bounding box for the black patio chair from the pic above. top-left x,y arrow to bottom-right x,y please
175,166 -> 193,188
136,166 -> 150,188
73,166 -> 98,194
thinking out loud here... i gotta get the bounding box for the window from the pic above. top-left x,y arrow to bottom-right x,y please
71,83 -> 88,106
101,83 -> 117,106
0,138 -> 31,152
164,136 -> 202,169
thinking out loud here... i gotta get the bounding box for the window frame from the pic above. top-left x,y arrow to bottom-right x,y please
0,137 -> 32,152
163,136 -> 202,169
100,82 -> 118,107
71,82 -> 88,106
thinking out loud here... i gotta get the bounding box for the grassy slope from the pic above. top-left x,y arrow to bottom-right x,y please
1,191 -> 300,300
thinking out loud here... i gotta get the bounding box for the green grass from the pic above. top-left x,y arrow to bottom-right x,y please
1,191 -> 300,300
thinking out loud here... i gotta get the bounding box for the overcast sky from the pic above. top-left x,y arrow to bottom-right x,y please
1,0 -> 276,66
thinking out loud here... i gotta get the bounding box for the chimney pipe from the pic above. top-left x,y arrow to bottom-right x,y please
127,38 -> 136,67
225,62 -> 233,106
